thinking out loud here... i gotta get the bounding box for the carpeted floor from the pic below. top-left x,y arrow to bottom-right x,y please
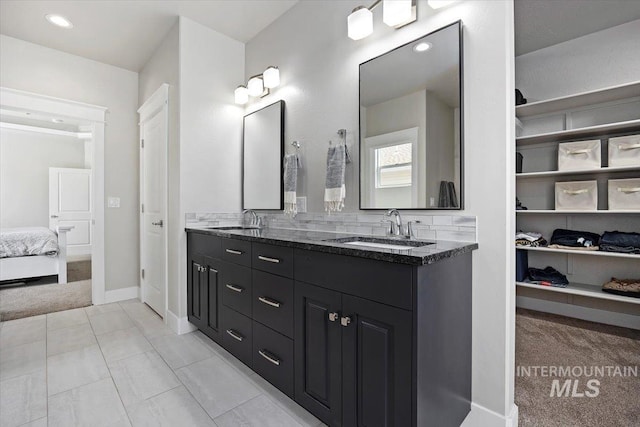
516,308 -> 640,427
0,260 -> 93,321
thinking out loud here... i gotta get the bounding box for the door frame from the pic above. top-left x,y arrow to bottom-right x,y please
138,84 -> 169,320
0,87 -> 107,304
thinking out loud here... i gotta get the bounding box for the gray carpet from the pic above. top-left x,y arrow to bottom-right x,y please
516,308 -> 640,427
0,260 -> 93,321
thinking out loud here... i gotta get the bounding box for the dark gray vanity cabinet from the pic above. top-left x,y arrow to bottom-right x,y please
187,230 -> 473,427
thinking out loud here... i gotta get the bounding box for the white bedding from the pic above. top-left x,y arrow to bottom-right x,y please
0,227 -> 59,258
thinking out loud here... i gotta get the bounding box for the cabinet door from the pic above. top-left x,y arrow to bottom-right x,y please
342,295 -> 412,427
294,282 -> 342,427
187,254 -> 205,329
201,256 -> 222,344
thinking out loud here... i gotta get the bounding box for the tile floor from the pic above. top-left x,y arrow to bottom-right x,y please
0,300 -> 324,427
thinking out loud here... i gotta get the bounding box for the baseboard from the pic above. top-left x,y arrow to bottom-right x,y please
461,403 -> 518,427
166,310 -> 197,335
517,296 -> 640,330
103,286 -> 140,304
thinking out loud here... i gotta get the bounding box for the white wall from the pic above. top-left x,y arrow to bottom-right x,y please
138,22 -> 182,316
176,17 -> 245,318
0,35 -> 140,292
0,128 -> 84,228
516,19 -> 640,101
246,1 -> 517,424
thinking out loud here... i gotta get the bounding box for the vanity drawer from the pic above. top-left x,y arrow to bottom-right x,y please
252,270 -> 294,338
221,305 -> 253,368
221,238 -> 252,267
252,242 -> 294,278
221,262 -> 252,317
252,321 -> 294,398
294,248 -> 413,310
188,233 -> 221,259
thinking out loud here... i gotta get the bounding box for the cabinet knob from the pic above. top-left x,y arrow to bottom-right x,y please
328,312 -> 339,322
340,316 -> 352,327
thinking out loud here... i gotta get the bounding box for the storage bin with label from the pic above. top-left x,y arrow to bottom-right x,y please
608,178 -> 640,210
555,180 -> 598,210
608,135 -> 640,167
558,140 -> 601,171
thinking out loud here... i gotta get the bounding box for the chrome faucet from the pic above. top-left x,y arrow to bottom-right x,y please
385,209 -> 403,236
242,209 -> 262,228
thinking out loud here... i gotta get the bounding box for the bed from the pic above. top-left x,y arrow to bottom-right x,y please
0,226 -> 73,284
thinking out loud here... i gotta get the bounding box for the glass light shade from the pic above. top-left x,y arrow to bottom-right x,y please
234,85 -> 248,104
247,76 -> 264,97
263,66 -> 280,89
347,7 -> 373,40
383,0 -> 412,27
427,0 -> 458,9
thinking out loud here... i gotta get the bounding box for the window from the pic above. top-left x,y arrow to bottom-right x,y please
375,142 -> 412,188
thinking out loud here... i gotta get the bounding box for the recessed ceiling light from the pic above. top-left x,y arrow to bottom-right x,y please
45,14 -> 73,29
413,42 -> 431,52
52,118 -> 64,123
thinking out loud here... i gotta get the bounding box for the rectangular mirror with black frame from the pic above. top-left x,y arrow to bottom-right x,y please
359,21 -> 463,210
242,100 -> 285,210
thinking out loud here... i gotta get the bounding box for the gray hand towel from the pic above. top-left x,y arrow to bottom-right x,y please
284,154 -> 299,216
324,145 -> 346,212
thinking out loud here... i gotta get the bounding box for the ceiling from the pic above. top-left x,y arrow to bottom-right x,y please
0,0 -> 298,72
515,0 -> 640,56
2,1 -> 639,71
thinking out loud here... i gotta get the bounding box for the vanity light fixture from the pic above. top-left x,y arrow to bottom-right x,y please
347,0 -> 416,41
427,0 -> 459,9
45,14 -> 73,29
413,42 -> 431,52
235,66 -> 281,104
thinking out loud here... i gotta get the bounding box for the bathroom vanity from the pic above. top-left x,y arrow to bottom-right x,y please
186,226 -> 476,427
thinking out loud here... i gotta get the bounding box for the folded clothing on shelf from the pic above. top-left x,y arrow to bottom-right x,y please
528,266 -> 569,287
515,231 -> 547,247
599,231 -> 640,254
602,277 -> 640,298
550,229 -> 600,248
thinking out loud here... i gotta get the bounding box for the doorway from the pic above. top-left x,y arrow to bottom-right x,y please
0,87 -> 107,313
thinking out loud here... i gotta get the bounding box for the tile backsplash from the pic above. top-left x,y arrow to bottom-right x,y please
186,212 -> 477,243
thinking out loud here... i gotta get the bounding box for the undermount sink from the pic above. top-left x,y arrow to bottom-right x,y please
326,236 -> 434,250
204,225 -> 260,230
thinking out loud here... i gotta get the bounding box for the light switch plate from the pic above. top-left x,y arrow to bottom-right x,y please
296,197 -> 307,213
108,197 -> 120,208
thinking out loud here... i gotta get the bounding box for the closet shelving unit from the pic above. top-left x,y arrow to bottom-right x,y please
515,81 -> 640,313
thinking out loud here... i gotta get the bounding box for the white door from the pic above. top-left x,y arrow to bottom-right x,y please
49,168 -> 92,256
139,85 -> 168,317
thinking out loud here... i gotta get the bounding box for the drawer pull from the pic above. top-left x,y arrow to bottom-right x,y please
258,349 -> 281,366
328,312 -> 339,322
258,255 -> 280,264
226,329 -> 244,342
258,296 -> 281,308
226,284 -> 244,293
226,249 -> 243,255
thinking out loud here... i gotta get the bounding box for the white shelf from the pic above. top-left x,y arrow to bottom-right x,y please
516,209 -> 640,214
515,245 -> 640,260
516,81 -> 640,118
516,281 -> 640,305
516,165 -> 640,179
516,119 -> 640,146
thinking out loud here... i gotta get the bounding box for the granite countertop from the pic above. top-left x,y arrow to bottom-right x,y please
186,226 -> 477,266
